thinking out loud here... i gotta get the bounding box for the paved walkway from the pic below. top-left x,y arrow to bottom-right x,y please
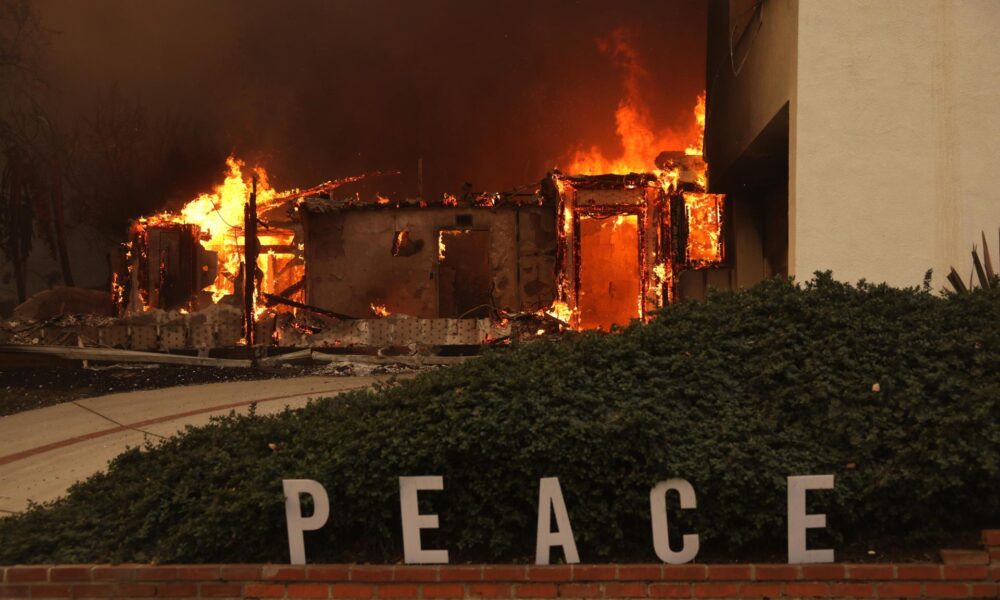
0,375 -> 388,514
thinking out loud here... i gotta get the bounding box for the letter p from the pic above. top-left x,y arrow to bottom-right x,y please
283,479 -> 330,565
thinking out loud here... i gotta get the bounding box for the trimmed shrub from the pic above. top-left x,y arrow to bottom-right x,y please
0,273 -> 997,564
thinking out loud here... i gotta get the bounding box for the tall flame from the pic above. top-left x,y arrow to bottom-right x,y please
568,28 -> 705,176
144,156 -> 299,305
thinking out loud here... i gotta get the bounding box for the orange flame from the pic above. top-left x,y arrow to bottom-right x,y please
371,303 -> 391,317
683,192 -> 725,266
143,156 -> 302,309
567,29 -> 705,179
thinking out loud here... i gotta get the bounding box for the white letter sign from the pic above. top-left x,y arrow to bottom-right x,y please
787,474 -> 835,564
535,477 -> 580,565
399,476 -> 449,564
649,479 -> 700,564
282,479 -> 330,565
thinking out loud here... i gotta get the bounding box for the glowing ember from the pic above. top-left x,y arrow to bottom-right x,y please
545,300 -> 574,324
371,303 -> 391,317
442,193 -> 459,207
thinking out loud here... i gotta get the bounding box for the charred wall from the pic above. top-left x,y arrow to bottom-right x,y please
302,206 -> 556,319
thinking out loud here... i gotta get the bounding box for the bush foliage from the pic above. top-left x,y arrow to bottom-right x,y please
1,273 -> 998,564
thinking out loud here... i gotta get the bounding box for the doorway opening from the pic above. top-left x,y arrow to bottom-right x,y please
437,229 -> 492,318
575,212 -> 642,330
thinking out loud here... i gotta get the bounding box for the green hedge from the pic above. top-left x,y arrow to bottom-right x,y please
1,273 -> 998,564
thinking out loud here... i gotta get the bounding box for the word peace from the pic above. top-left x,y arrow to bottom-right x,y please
283,474 -> 835,566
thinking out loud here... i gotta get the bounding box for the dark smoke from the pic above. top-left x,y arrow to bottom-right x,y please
35,0 -> 706,204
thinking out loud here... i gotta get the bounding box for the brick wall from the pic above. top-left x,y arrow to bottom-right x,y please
1,530 -> 996,599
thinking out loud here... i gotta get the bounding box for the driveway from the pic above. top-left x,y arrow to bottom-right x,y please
0,375 -> 389,514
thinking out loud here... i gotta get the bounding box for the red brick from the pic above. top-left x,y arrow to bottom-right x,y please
376,584 -> 419,598
176,566 -> 221,581
693,583 -> 738,598
876,583 -> 922,598
389,568 -> 437,583
28,584 -> 72,597
647,584 -> 690,598
48,568 -> 91,583
264,567 -> 308,581
847,565 -> 895,580
739,583 -> 781,598
943,566 -> 989,581
572,566 -> 616,582
0,585 -> 30,598
287,584 -> 330,598
245,583 -> 286,598
200,583 -> 244,598
350,568 -> 394,583
331,584 -> 375,599
661,566 -> 707,582
784,583 -> 830,597
154,583 -> 198,597
924,583 -> 970,598
706,566 -> 751,581
307,567 -> 350,582
220,566 -> 264,581
439,567 -> 483,582
969,583 -> 998,599
800,565 -> 846,580
618,567 -> 661,581
423,584 -> 465,599
753,565 -> 799,581
604,583 -> 647,597
527,568 -> 572,582
982,531 -> 1000,546
991,566 -> 1000,582
482,568 -> 527,582
895,565 -> 942,580
70,585 -> 114,598
92,567 -> 140,583
988,548 -> 1000,561
941,550 -> 990,566
829,583 -> 874,598
135,567 -> 178,582
514,583 -> 557,598
468,584 -> 512,598
557,583 -> 600,598
7,569 -> 47,584
115,584 -> 157,597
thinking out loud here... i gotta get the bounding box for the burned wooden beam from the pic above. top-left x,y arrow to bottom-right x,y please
1,344 -> 252,368
243,176 -> 259,345
277,278 -> 305,299
261,292 -> 359,320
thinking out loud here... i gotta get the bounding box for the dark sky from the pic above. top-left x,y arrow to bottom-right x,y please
35,0 -> 707,203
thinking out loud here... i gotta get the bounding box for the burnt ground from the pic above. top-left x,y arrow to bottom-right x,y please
0,363 -> 410,417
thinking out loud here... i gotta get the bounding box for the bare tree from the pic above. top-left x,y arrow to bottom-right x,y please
0,0 -> 57,301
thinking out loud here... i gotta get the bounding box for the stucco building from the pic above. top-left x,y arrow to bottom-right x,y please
705,0 -> 1000,290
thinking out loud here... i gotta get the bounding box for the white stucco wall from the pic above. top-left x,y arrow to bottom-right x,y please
794,0 -> 1000,288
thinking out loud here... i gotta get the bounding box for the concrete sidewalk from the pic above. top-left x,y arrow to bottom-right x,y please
0,375 -> 387,514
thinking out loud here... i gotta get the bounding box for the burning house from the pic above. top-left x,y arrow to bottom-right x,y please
94,84 -> 729,354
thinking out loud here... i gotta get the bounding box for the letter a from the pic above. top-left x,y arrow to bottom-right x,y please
535,477 -> 580,565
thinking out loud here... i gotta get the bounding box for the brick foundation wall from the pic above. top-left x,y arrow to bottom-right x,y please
2,531 -> 997,599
